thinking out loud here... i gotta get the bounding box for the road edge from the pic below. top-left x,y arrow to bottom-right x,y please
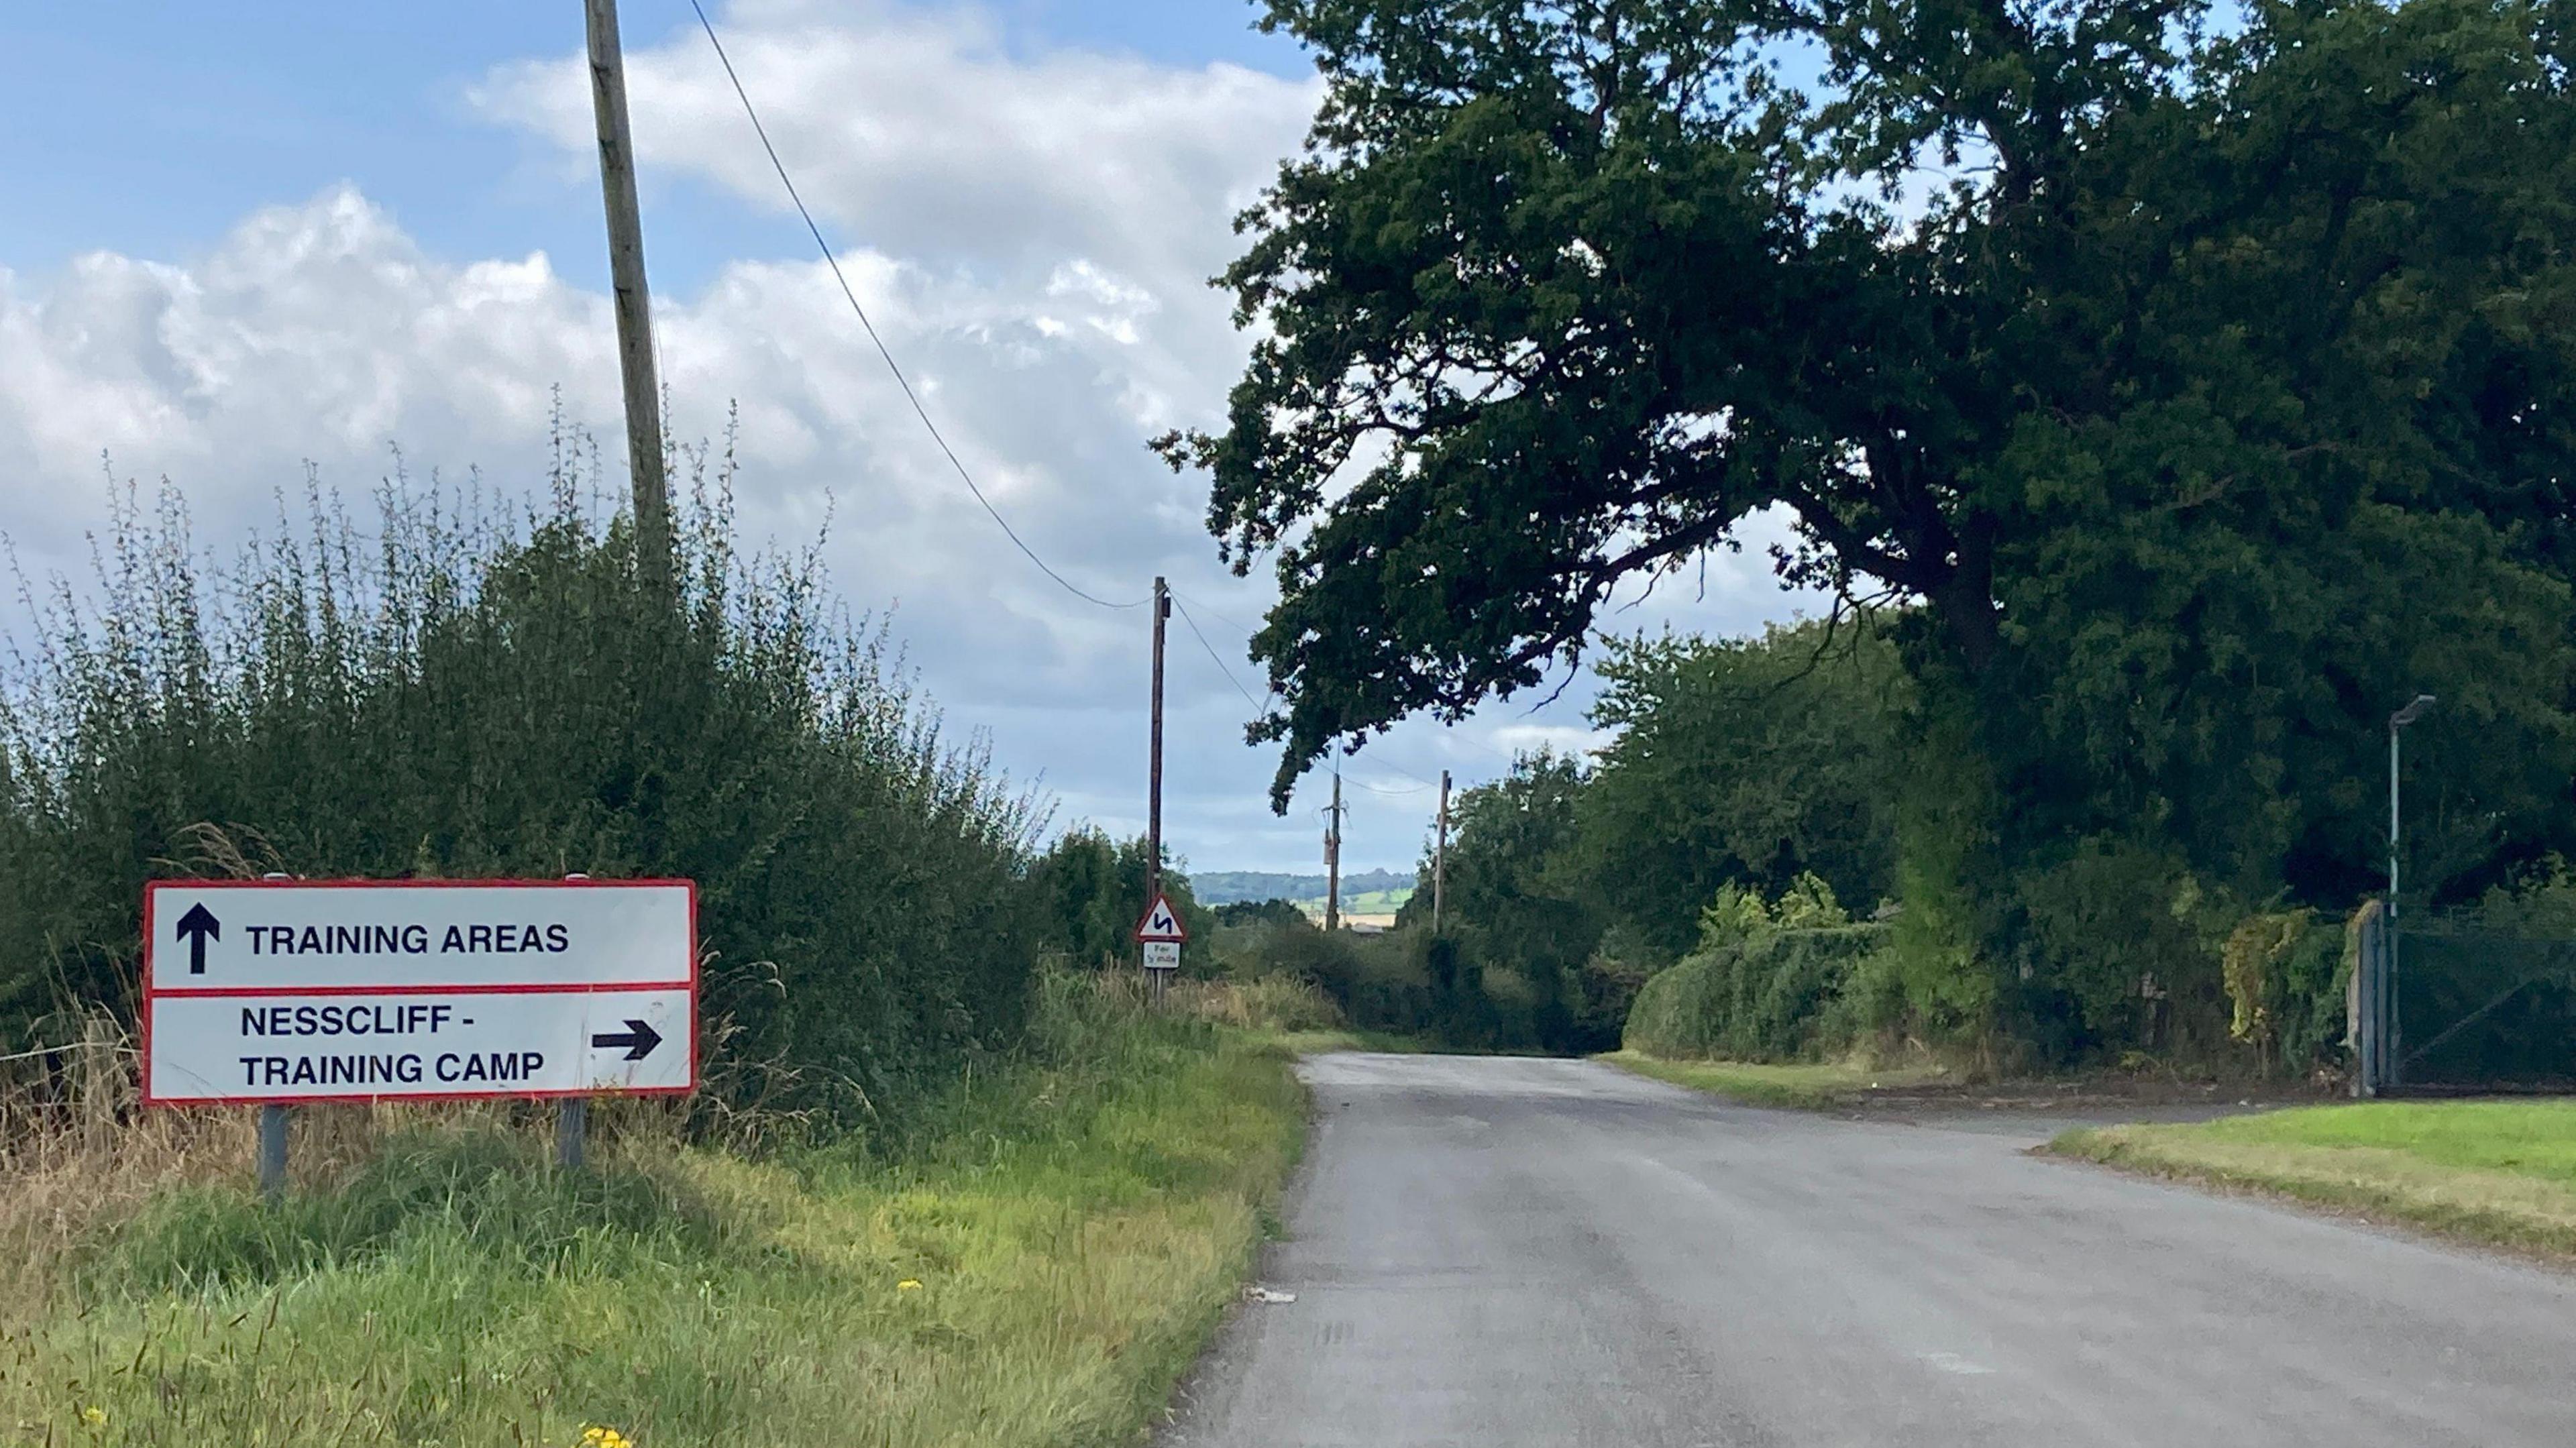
1147,1042 -> 1336,1443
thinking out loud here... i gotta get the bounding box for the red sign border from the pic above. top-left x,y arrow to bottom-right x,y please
141,877 -> 698,1108
1132,891 -> 1188,944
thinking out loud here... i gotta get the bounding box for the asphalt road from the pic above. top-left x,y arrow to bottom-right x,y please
1160,1054 -> 2576,1448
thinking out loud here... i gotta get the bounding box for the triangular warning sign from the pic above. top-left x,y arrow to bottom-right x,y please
1134,892 -> 1187,942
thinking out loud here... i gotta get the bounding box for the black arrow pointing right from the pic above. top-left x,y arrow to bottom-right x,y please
590,1019 -> 663,1061
174,903 -> 221,975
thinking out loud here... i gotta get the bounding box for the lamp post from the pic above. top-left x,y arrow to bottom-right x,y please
2385,693 -> 2435,1090
2388,694 -> 2436,913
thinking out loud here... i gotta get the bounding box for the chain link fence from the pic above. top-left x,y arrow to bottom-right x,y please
2358,910 -> 2576,1093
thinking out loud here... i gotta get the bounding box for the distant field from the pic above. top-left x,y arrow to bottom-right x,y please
1196,871 -> 1415,908
1291,887 -> 1413,920
2053,1101 -> 2576,1256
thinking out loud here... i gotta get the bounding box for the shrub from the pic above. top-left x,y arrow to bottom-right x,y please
0,446 -> 1055,1129
1213,899 -> 1306,929
2220,909 -> 2347,1076
1568,946 -> 1650,1054
2005,842 -> 2232,1065
1174,974 -> 1346,1034
1623,924 -> 1893,1061
1026,829 -> 1214,972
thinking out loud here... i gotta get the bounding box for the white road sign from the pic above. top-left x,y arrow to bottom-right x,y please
142,879 -> 696,1105
1142,940 -> 1181,971
1135,892 -> 1187,942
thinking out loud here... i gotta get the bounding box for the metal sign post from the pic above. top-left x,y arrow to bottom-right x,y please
142,878 -> 698,1196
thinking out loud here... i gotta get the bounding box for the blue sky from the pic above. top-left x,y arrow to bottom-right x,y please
0,2 -> 1303,290
0,2 -> 1804,876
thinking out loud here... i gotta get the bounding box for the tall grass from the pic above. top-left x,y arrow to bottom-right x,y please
0,423 -> 1051,1127
0,972 -> 1309,1447
0,436 -> 1311,1446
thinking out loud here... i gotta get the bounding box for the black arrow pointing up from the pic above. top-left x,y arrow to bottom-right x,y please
590,1019 -> 663,1061
174,903 -> 221,975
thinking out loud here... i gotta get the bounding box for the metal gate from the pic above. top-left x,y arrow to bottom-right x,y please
2352,903 -> 2576,1093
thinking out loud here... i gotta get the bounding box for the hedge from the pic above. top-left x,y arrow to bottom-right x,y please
1621,924 -> 1892,1061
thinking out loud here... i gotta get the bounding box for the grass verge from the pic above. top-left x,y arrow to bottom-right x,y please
2050,1101 -> 2576,1258
1258,1028 -> 1425,1055
0,985 -> 1306,1447
1600,1050 -> 1947,1109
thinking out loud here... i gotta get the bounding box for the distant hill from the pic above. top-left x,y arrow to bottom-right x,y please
1195,868 -> 1416,906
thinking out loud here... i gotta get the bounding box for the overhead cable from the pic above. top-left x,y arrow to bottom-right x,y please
688,0 -> 1144,610
1170,593 -> 1268,712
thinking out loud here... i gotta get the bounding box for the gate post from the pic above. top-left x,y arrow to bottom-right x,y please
2349,901 -> 2387,1097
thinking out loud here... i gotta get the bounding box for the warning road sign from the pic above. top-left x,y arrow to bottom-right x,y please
1134,892 -> 1187,943
142,879 -> 696,1106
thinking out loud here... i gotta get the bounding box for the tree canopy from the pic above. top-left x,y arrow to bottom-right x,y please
1162,0 -> 2576,819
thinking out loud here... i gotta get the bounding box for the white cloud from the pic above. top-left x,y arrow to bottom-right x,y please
468,0 -> 1311,291
0,2 -> 1809,872
1485,723 -> 1613,760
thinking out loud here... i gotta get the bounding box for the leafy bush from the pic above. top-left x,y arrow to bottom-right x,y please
1247,921 -> 1430,1034
1220,914 -> 1599,1051
1623,924 -> 1893,1062
2002,842 -> 2234,1066
1213,898 -> 1306,929
2273,918 -> 2349,1076
2220,909 -> 2347,1076
1568,946 -> 1651,1053
0,449 -> 1081,1129
1026,828 -> 1213,972
1175,974 -> 1347,1034
2471,857 -> 2576,938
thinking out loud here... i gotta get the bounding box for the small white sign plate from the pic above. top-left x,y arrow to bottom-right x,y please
1142,940 -> 1181,972
142,879 -> 696,1105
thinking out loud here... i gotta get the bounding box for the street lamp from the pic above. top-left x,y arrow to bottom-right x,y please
2384,693 -> 2434,1092
2388,693 -> 2436,916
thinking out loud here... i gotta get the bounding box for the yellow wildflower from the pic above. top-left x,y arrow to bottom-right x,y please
897,1279 -> 923,1292
80,1405 -> 107,1429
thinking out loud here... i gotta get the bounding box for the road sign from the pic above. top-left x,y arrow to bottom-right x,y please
1135,892 -> 1187,943
142,879 -> 696,1106
1143,940 -> 1181,972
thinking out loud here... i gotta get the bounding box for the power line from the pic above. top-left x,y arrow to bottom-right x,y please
1344,742 -> 1444,791
688,0 -> 1145,612
1170,592 -> 1273,714
1167,591 -> 1462,797
1170,588 -> 1262,641
1171,591 -> 1434,793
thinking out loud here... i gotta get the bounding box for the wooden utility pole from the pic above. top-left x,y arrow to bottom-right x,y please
1433,769 -> 1450,934
1148,577 -> 1169,907
1324,767 -> 1344,933
586,0 -> 672,590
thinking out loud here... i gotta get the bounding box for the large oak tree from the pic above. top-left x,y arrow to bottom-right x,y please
1164,0 -> 2576,868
